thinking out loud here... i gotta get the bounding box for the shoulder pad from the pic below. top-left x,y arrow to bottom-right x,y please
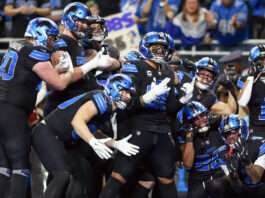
56,38 -> 68,47
29,46 -> 50,61
121,61 -> 139,75
93,92 -> 108,114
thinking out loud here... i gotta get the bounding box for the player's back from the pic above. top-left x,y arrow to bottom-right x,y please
0,40 -> 50,114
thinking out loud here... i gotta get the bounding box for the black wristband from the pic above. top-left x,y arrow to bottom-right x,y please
186,137 -> 193,142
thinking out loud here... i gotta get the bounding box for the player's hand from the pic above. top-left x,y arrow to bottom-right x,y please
114,135 -> 140,156
142,77 -> 171,104
179,78 -> 195,104
218,148 -> 239,176
185,124 -> 199,140
97,47 -> 111,68
234,137 -> 251,166
218,75 -> 234,93
88,137 -> 113,160
59,52 -> 74,73
181,58 -> 194,72
248,63 -> 261,78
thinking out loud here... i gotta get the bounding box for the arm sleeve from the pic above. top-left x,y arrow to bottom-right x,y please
238,76 -> 254,107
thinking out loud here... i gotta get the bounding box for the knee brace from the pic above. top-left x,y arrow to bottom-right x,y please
0,167 -> 12,178
12,169 -> 30,178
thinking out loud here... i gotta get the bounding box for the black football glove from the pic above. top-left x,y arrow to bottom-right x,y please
218,75 -> 238,113
248,63 -> 262,78
185,124 -> 199,142
218,148 -> 239,177
181,58 -> 195,72
218,75 -> 235,93
234,136 -> 251,166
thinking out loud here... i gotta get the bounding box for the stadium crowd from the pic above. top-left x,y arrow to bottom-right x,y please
0,0 -> 265,198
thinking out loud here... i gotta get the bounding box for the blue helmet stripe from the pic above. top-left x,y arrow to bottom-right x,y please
29,50 -> 50,61
93,93 -> 107,114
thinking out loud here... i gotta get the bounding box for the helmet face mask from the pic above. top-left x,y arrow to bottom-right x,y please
184,101 -> 209,135
105,74 -> 135,110
62,2 -> 91,39
148,43 -> 169,64
25,17 -> 59,50
87,15 -> 108,42
219,114 -> 248,148
139,32 -> 170,64
195,57 -> 219,90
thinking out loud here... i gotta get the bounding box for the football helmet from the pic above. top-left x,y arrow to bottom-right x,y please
219,114 -> 249,147
195,57 -> 219,90
105,74 -> 135,110
62,2 -> 91,38
25,17 -> 59,50
183,101 -> 209,134
248,44 -> 265,73
139,32 -> 170,64
87,14 -> 108,42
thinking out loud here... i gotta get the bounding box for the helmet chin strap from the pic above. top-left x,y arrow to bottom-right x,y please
196,81 -> 209,90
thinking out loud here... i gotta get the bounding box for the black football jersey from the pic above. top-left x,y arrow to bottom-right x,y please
238,136 -> 265,187
45,34 -> 103,114
0,40 -> 50,114
175,72 -> 218,110
189,130 -> 225,182
45,90 -> 113,142
237,75 -> 265,128
121,60 -> 183,133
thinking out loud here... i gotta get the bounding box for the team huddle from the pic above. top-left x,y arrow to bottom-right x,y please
0,2 -> 265,198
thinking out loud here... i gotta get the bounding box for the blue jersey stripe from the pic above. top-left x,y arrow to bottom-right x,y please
176,72 -> 184,84
88,124 -> 97,133
29,50 -> 50,61
121,64 -> 138,73
258,142 -> 265,157
56,39 -> 67,47
71,124 -> 98,140
58,93 -> 86,109
93,93 -> 107,114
